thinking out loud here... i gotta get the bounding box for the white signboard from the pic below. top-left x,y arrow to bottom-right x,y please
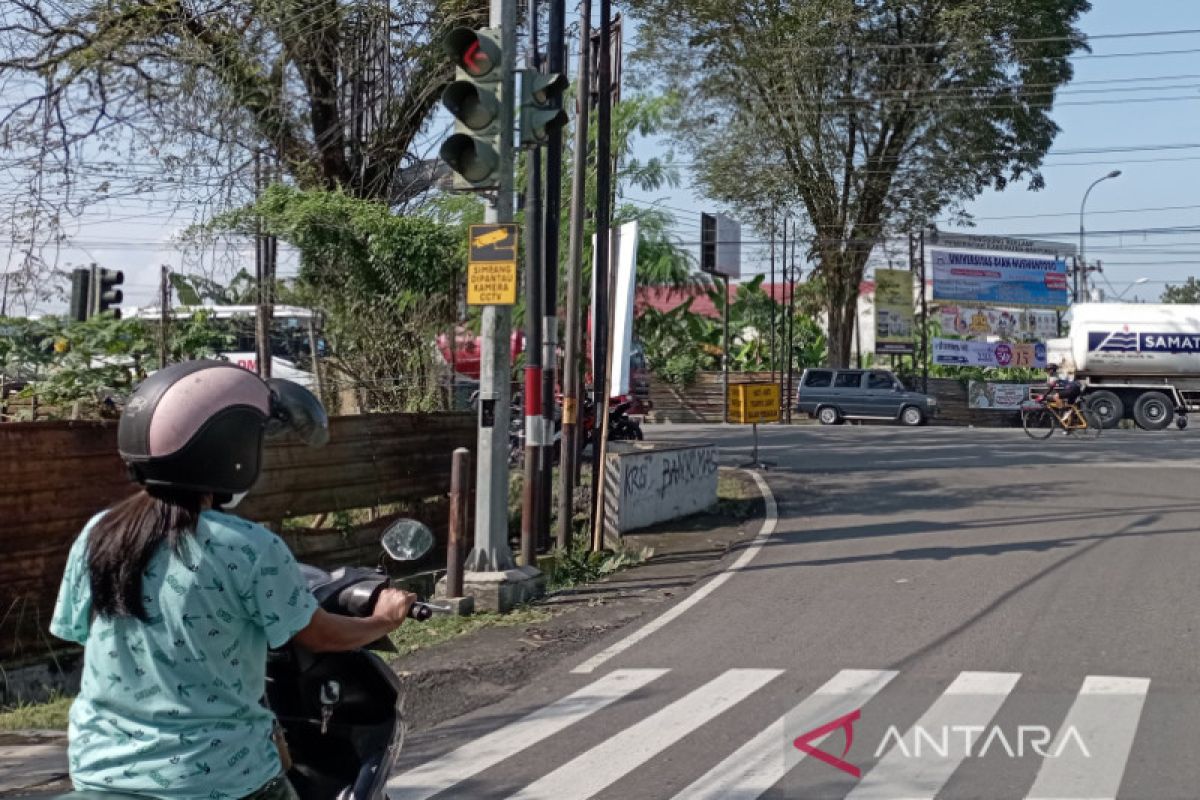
939,305 -> 1058,342
968,381 -> 1035,410
590,221 -> 640,397
933,338 -> 1048,369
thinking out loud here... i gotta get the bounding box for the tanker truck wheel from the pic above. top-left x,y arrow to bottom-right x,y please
1133,392 -> 1172,431
1086,391 -> 1124,429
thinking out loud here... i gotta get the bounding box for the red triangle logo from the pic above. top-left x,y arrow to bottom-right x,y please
793,709 -> 862,778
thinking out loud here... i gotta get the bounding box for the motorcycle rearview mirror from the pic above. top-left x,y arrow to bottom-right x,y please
381,518 -> 435,562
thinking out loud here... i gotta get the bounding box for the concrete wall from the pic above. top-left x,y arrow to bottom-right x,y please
605,442 -> 719,537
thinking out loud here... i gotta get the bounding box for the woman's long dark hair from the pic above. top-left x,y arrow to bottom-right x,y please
87,487 -> 204,620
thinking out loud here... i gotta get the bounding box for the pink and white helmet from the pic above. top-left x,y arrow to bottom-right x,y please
118,360 -> 328,494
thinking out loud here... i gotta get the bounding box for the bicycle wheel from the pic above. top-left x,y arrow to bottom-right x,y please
1080,407 -> 1103,439
1023,407 -> 1056,439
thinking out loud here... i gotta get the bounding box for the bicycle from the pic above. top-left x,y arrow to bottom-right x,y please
1021,394 -> 1103,440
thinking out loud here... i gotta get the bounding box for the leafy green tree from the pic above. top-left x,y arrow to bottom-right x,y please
1,313 -> 233,419
628,0 -> 1089,366
213,186 -> 460,412
1161,277 -> 1200,304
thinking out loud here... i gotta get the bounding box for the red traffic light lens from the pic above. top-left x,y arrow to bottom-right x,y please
459,40 -> 492,77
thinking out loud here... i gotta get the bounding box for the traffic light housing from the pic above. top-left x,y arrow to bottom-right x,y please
93,266 -> 124,318
69,268 -> 90,322
440,27 -> 503,190
519,69 -> 568,147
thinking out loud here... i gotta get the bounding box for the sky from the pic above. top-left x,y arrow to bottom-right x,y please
4,0 -> 1200,310
623,0 -> 1200,303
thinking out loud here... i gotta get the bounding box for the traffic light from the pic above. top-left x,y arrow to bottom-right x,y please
69,268 -> 90,322
519,69 -> 568,147
93,266 -> 124,318
440,27 -> 503,190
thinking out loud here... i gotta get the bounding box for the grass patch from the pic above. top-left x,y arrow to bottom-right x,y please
546,533 -> 652,591
386,606 -> 552,657
0,694 -> 73,731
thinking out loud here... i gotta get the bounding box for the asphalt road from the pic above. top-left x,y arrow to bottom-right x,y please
389,424 -> 1200,800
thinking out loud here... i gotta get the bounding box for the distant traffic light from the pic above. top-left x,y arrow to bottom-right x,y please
93,266 -> 124,318
519,69 -> 568,147
440,27 -> 503,190
69,268 -> 90,322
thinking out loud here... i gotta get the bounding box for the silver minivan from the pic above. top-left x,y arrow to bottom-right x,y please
796,368 -> 938,426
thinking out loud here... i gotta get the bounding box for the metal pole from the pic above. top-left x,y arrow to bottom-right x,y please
159,265 -> 170,367
307,314 -> 324,402
541,0 -> 565,554
447,447 -> 470,598
786,221 -> 797,422
557,0 -> 590,550
1079,170 -> 1121,304
722,274 -> 730,423
521,0 -> 543,568
769,208 -> 776,385
919,229 -> 928,393
466,0 -> 518,574
588,0 -> 613,540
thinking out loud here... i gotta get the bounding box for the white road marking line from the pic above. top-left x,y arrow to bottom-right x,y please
385,668 -> 667,800
672,669 -> 898,800
845,671 -> 1022,800
507,668 -> 783,800
571,469 -> 778,674
1025,676 -> 1150,800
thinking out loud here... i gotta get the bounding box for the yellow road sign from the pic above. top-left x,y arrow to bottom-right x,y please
468,224 -> 518,306
728,382 -> 781,424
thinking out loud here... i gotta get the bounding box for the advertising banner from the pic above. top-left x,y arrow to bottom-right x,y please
931,248 -> 1069,308
968,381 -> 1036,410
933,338 -> 1047,369
939,305 -> 1059,342
874,269 -> 915,355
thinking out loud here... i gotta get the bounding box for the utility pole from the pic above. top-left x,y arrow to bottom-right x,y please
520,0 -> 544,569
159,266 -> 170,367
769,208 -> 776,387
919,228 -> 929,393
465,0 -> 520,577
588,0 -> 613,545
253,150 -> 275,379
541,0 -> 566,554
557,0 -> 590,550
786,218 -> 798,422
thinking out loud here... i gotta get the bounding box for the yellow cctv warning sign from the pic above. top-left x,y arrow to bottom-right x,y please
467,224 -> 518,306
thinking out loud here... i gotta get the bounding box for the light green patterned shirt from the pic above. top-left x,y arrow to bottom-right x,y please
51,509 -> 317,800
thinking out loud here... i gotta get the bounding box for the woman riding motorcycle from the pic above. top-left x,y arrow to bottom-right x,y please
50,360 -> 417,800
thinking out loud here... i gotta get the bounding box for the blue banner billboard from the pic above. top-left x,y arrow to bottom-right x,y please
931,248 -> 1070,308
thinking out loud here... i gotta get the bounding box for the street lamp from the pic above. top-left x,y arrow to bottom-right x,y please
1115,276 -> 1149,301
1078,169 -> 1122,302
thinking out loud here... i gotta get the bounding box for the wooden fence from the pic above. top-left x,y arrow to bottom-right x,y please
0,413 -> 474,664
645,371 -> 1022,427
647,371 -> 778,423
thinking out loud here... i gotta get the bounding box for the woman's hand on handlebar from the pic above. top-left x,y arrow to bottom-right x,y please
372,588 -> 418,627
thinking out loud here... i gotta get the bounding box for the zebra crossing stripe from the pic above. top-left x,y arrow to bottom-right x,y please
507,668 -> 783,800
385,668 -> 667,800
671,669 -> 899,800
1025,675 -> 1150,800
845,671 -> 1022,800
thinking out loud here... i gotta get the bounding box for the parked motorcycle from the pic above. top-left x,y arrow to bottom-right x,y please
52,518 -> 445,800
581,395 -> 644,448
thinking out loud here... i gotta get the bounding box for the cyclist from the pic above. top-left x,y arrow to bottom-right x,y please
1044,363 -> 1083,408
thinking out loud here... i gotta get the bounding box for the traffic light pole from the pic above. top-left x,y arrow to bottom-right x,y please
465,0 -> 533,601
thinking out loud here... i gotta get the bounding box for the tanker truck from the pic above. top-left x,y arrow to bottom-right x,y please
1047,303 -> 1200,431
